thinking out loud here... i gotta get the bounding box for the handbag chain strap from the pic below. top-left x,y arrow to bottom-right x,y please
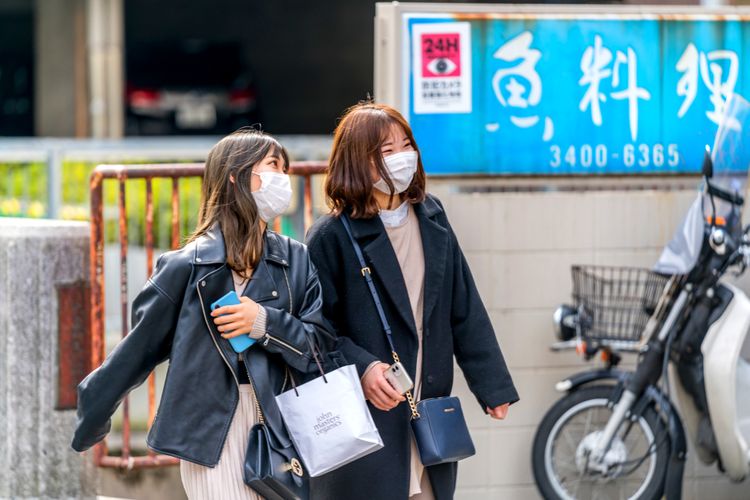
340,214 -> 420,420
390,350 -> 420,420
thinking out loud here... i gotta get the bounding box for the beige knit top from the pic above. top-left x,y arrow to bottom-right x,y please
380,201 -> 430,498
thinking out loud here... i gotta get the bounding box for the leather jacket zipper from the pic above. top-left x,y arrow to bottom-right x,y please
197,271 -> 240,388
242,355 -> 264,420
283,267 -> 294,315
262,333 -> 304,355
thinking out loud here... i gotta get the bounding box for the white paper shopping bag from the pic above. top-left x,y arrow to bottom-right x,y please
275,364 -> 383,477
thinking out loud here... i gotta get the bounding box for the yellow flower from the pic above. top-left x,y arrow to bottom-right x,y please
27,201 -> 46,218
61,205 -> 89,221
0,198 -> 21,216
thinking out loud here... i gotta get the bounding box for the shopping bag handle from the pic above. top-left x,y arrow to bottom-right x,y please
304,332 -> 327,381
286,333 -> 329,397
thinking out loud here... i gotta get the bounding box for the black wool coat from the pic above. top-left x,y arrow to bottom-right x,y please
305,194 -> 519,500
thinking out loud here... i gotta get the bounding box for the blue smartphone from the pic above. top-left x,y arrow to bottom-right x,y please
210,291 -> 257,353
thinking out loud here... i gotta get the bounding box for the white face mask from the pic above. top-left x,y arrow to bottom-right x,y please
374,150 -> 418,194
251,172 -> 292,222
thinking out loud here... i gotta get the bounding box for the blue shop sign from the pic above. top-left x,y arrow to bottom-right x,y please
404,15 -> 749,175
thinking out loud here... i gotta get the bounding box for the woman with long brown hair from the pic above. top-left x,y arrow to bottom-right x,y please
307,103 -> 518,499
73,129 -> 335,499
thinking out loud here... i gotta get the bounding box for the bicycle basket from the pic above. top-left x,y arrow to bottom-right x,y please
571,265 -> 671,342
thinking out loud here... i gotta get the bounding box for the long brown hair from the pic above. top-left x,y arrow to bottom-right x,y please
326,102 -> 426,218
188,129 -> 289,277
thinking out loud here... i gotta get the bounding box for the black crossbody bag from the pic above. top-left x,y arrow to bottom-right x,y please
243,414 -> 307,500
339,213 -> 475,466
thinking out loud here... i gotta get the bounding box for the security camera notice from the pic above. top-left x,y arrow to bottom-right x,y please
412,22 -> 472,114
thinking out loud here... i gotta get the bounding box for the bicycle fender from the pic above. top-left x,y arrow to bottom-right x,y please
554,368 -> 628,392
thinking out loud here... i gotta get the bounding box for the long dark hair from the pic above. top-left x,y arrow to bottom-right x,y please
188,129 -> 290,277
326,102 -> 426,219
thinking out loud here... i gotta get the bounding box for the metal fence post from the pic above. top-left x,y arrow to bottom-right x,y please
47,147 -> 63,218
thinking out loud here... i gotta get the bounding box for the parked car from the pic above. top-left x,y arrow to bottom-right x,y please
125,40 -> 259,135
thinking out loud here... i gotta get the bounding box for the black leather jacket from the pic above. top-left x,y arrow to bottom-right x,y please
71,226 -> 337,466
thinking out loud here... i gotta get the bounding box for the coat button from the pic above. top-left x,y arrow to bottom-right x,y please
196,257 -> 202,262
201,281 -> 206,287
272,291 -> 278,297
282,260 -> 287,265
426,375 -> 434,384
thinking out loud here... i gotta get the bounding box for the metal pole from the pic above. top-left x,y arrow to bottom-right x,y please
47,148 -> 62,218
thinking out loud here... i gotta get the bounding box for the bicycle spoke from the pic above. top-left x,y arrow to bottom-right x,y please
544,394 -> 659,500
571,474 -> 584,498
583,406 -> 595,437
563,427 -> 580,454
553,457 -> 581,474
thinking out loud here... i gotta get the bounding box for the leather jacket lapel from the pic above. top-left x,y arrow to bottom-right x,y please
242,258 -> 280,304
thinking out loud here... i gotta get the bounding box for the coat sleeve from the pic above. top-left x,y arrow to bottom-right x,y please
446,218 -> 520,410
71,252 -> 188,452
259,253 -> 339,374
306,220 -> 379,377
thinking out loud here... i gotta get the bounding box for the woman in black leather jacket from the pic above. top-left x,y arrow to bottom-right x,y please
72,129 -> 335,499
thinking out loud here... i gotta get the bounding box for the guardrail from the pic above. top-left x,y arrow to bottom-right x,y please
88,160 -> 327,468
0,136 -> 330,219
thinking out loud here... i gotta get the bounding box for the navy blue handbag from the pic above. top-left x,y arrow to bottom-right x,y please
340,214 -> 476,466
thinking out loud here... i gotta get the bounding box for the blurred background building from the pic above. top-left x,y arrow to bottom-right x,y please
2,0 -> 735,139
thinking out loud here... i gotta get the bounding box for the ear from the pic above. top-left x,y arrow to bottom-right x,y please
229,174 -> 235,184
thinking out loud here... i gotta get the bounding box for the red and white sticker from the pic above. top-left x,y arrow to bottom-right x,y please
422,33 -> 462,77
412,23 -> 471,114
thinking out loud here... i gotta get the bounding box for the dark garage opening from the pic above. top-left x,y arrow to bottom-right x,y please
124,0 -> 376,136
0,0 -> 33,136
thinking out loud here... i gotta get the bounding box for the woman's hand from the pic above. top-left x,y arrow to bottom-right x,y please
211,296 -> 261,339
362,363 -> 406,411
486,403 -> 510,420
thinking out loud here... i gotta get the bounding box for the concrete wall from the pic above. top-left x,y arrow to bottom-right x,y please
427,176 -> 750,499
0,218 -> 97,499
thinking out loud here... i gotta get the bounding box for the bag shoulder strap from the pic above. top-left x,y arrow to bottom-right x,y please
338,214 -> 397,354
339,213 -> 421,419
